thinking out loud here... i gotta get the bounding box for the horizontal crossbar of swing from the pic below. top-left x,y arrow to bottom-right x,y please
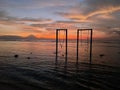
56,29 -> 67,31
78,29 -> 92,31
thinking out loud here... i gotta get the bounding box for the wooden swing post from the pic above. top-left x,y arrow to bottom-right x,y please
76,29 -> 93,65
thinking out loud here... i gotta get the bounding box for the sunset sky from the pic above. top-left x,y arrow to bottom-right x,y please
0,0 -> 120,39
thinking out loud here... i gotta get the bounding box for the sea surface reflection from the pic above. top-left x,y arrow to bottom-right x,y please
0,40 -> 120,90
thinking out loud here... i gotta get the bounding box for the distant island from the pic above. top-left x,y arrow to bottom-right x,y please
0,35 -> 51,41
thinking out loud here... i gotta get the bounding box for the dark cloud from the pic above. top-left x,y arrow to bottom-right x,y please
23,27 -> 42,33
77,0 -> 120,15
0,10 -> 9,20
84,0 -> 120,7
0,10 -> 53,25
17,17 -> 52,22
114,31 -> 120,36
30,24 -> 49,28
0,10 -> 20,22
0,0 -> 75,9
0,11 -> 7,17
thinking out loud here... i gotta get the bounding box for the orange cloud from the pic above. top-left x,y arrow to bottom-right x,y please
58,6 -> 120,22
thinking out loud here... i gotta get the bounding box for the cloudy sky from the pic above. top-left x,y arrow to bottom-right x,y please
0,0 -> 120,39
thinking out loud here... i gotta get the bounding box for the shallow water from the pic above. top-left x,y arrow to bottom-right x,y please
0,40 -> 120,90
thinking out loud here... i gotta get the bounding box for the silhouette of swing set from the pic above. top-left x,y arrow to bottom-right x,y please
55,29 -> 93,65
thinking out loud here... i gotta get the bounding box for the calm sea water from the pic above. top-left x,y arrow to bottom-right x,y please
0,40 -> 120,90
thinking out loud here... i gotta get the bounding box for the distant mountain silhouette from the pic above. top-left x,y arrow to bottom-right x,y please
0,35 -> 23,41
25,35 -> 38,40
0,35 -> 39,41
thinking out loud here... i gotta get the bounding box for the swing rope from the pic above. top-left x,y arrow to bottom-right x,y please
58,31 -> 65,57
85,30 -> 90,60
80,30 -> 82,46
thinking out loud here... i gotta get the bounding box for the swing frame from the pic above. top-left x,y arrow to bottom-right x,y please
76,29 -> 93,65
56,29 -> 68,65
